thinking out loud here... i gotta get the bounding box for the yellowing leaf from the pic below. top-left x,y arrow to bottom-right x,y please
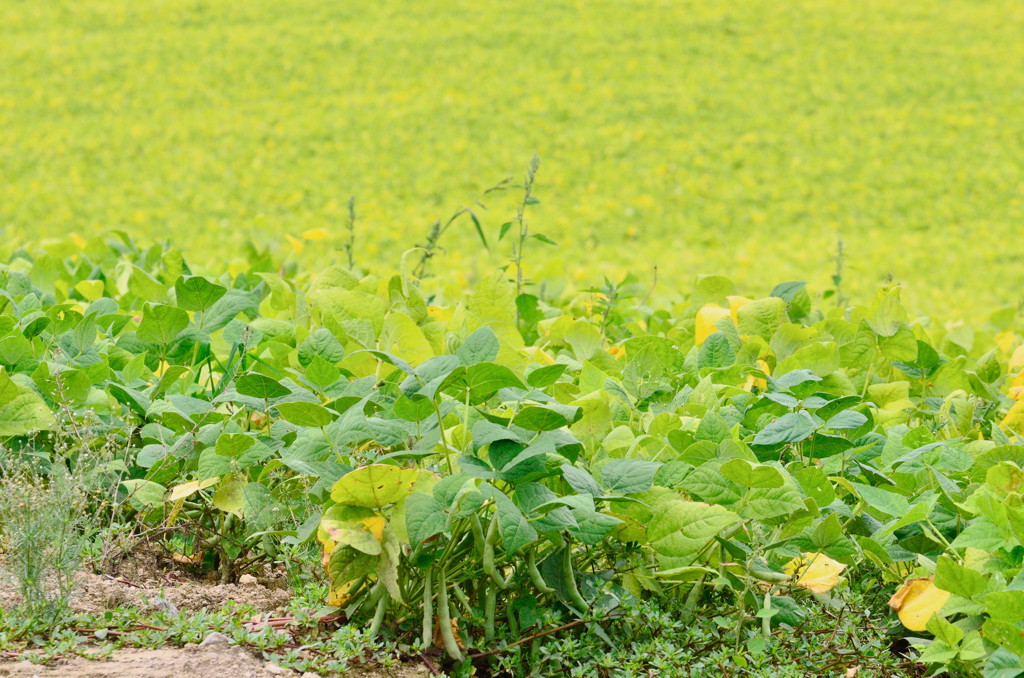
695,304 -> 730,345
996,332 -> 1017,355
727,295 -> 752,321
302,228 -> 331,241
68,232 -> 87,249
783,552 -> 847,593
74,279 -> 105,302
520,346 -> 555,365
167,477 -> 219,502
426,305 -> 452,320
285,234 -> 305,253
328,580 -> 354,607
1010,344 -> 1024,371
1002,400 -> 1024,435
361,515 -> 386,541
888,577 -> 950,631
744,359 -> 770,392
331,465 -> 419,509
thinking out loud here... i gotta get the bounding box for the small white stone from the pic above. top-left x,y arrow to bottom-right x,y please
199,631 -> 232,646
265,663 -> 285,675
238,574 -> 259,585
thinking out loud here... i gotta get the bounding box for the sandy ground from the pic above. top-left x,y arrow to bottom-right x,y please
0,552 -> 433,678
0,644 -> 432,678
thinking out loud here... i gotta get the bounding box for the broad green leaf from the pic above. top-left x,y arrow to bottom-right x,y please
753,412 -> 816,446
0,370 -> 55,436
298,328 -> 345,367
984,591 -> 1024,624
216,433 -> 255,456
561,464 -> 602,496
934,555 -> 987,600
236,373 -> 290,400
514,404 -> 581,431
404,493 -> 447,544
137,303 -> 189,345
456,327 -> 500,365
121,479 -> 166,511
736,297 -> 787,340
649,500 -> 741,566
276,401 -> 334,428
527,364 -> 568,388
721,459 -> 784,488
212,474 -> 245,517
600,459 -> 662,495
488,488 -> 538,553
175,276 -> 227,312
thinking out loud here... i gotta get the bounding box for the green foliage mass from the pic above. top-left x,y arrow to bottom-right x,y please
1,234 -> 1023,676
2,0 -> 1024,314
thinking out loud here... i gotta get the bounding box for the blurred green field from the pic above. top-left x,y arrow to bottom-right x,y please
2,0 -> 1023,317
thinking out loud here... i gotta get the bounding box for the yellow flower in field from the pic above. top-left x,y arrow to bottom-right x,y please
285,234 -> 305,253
68,232 -> 87,249
888,577 -> 950,631
302,228 -> 330,241
695,304 -> 730,345
783,552 -> 846,593
607,345 -> 625,358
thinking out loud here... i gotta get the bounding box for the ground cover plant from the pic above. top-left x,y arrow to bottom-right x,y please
0,229 -> 1022,677
3,0 -> 1024,315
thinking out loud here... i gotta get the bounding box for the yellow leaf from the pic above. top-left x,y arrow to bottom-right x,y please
167,477 -> 219,502
726,295 -> 753,322
360,515 -> 386,541
521,346 -> 555,365
783,552 -> 847,593
68,232 -> 87,249
1009,343 -> 1024,369
328,580 -> 353,607
744,359 -> 770,392
74,280 -> 105,302
302,228 -> 330,241
695,304 -> 730,345
426,305 -> 452,321
285,234 -> 305,253
888,577 -> 950,631
1002,400 -> 1024,435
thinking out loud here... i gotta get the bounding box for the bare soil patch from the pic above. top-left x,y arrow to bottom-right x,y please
0,645 -> 431,678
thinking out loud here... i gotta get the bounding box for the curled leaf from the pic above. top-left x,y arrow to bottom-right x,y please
783,552 -> 846,593
888,576 -> 950,631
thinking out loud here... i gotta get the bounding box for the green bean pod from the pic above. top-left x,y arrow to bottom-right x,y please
421,565 -> 434,648
484,583 -> 496,642
436,567 -> 464,660
368,589 -> 388,638
527,549 -> 555,594
561,546 -> 588,613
